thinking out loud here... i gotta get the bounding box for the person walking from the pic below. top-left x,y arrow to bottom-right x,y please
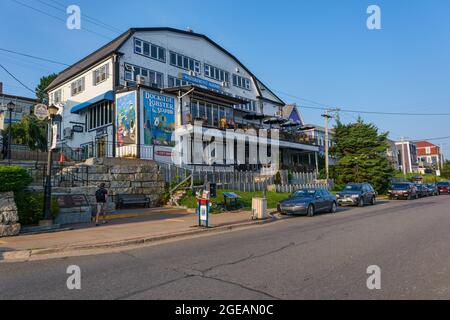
95,183 -> 109,226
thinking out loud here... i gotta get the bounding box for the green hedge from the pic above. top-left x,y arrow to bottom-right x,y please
0,166 -> 33,192
14,192 -> 59,226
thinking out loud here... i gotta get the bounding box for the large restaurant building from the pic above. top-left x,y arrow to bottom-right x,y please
46,27 -> 319,172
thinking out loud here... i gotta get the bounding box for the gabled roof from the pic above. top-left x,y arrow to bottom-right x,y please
46,29 -> 133,91
45,27 -> 285,105
416,141 -> 439,148
282,104 -> 304,124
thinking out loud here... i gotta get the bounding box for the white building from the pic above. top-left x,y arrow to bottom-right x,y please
46,27 -> 319,171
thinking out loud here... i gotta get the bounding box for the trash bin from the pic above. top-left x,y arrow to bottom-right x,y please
252,197 -> 267,220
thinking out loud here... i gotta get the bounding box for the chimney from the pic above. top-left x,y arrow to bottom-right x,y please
0,82 -> 3,95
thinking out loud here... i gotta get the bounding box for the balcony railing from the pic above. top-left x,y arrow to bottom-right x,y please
184,118 -> 317,146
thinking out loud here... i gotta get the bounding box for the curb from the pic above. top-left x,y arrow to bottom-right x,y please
0,216 -> 278,263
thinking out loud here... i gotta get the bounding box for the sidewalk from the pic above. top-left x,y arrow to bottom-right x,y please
0,208 -> 276,262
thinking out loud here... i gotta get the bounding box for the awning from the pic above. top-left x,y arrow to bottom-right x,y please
163,85 -> 248,106
70,91 -> 114,114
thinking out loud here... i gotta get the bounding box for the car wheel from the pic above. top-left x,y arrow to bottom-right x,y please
371,196 -> 376,205
329,202 -> 337,214
357,197 -> 364,207
307,204 -> 315,217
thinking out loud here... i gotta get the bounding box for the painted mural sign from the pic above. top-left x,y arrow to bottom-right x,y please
142,90 -> 175,147
116,91 -> 137,146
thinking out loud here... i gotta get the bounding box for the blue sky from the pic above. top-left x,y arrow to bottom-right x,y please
1,0 -> 450,157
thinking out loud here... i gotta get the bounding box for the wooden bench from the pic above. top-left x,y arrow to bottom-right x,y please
116,194 -> 151,209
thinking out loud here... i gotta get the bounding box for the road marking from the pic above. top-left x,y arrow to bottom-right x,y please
166,219 -> 186,222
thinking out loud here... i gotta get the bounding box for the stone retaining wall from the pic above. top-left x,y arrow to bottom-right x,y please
54,158 -> 166,212
0,192 -> 21,237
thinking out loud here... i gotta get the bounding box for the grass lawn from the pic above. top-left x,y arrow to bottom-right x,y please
179,189 -> 292,210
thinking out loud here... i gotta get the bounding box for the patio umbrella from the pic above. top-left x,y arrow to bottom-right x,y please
244,113 -> 267,121
263,117 -> 287,129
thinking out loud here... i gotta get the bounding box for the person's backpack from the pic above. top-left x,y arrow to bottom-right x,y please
95,188 -> 106,202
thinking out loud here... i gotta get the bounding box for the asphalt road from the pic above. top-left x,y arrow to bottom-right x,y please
1,195 -> 450,300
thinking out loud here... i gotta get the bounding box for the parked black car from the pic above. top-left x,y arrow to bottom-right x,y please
278,188 -> 337,217
424,184 -> 439,196
414,184 -> 429,198
336,183 -> 377,207
387,183 -> 418,200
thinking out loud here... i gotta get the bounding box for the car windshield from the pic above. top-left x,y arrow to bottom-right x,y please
343,184 -> 362,191
392,184 -> 410,190
292,190 -> 316,198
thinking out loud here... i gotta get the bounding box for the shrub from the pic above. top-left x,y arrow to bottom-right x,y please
0,166 -> 33,192
14,192 -> 59,226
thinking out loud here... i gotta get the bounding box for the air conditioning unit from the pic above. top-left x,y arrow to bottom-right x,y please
63,127 -> 73,139
136,75 -> 148,85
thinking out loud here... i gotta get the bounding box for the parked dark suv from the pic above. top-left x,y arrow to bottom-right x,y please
336,183 -> 377,207
388,183 -> 418,200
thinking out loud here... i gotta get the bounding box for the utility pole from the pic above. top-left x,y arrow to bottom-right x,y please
401,137 -> 407,178
321,108 -> 340,181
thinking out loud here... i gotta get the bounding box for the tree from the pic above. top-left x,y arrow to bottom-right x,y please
35,73 -> 58,103
331,118 -> 395,193
1,115 -> 47,151
441,160 -> 450,179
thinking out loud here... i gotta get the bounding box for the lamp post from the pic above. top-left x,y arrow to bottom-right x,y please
42,104 -> 59,223
6,101 -> 15,165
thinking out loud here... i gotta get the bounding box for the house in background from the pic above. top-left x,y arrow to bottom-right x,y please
0,83 -> 38,131
416,140 -> 444,172
395,140 -> 419,174
387,139 -> 400,171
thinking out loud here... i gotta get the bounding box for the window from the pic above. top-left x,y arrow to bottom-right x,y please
124,63 -> 164,88
71,77 -> 85,96
93,64 -> 109,85
168,75 -> 189,88
204,64 -> 229,83
169,51 -> 201,73
425,147 -> 431,155
52,89 -> 62,104
134,38 -> 165,62
232,74 -> 251,90
86,101 -> 113,131
190,100 -> 231,127
235,96 -> 256,112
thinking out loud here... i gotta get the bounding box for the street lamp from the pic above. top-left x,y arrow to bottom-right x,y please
42,104 -> 59,224
6,101 -> 16,165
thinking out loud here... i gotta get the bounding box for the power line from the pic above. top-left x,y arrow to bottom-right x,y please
37,0 -> 122,35
0,48 -> 70,67
0,64 -> 35,94
10,0 -> 113,40
275,90 -> 450,117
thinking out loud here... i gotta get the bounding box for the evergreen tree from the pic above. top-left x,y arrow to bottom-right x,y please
35,73 -> 58,103
331,118 -> 394,193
